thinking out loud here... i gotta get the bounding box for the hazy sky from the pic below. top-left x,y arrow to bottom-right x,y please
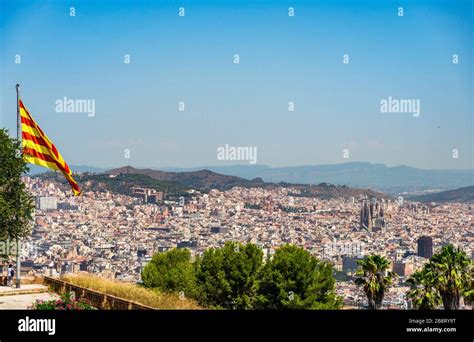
1,0 -> 472,169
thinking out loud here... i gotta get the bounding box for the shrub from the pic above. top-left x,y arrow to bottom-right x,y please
32,292 -> 96,310
195,242 -> 263,309
141,248 -> 198,298
256,244 -> 341,309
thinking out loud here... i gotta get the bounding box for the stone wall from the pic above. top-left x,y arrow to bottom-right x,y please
43,276 -> 155,310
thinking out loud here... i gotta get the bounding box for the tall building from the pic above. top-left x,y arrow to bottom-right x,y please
360,199 -> 386,232
417,236 -> 433,259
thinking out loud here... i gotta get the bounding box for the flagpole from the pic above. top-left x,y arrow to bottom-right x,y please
15,83 -> 21,289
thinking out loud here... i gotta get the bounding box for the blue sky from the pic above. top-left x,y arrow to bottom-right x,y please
0,0 -> 472,169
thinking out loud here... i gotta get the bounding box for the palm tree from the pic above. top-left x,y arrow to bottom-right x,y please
406,267 -> 441,309
462,261 -> 473,309
354,255 -> 395,310
427,244 -> 471,310
463,288 -> 473,309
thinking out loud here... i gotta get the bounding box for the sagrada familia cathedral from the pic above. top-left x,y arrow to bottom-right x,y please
360,199 -> 387,232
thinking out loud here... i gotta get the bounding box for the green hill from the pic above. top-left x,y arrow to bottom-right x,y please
33,171 -> 190,197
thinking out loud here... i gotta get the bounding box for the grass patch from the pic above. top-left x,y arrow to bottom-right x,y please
61,273 -> 201,310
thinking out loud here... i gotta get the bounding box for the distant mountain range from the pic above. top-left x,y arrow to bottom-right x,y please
34,165 -> 390,200
28,162 -> 474,195
162,162 -> 474,194
410,186 -> 474,203
27,164 -> 105,175
106,166 -> 390,200
33,165 -> 474,203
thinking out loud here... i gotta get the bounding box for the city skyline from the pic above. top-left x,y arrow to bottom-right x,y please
18,171 -> 473,310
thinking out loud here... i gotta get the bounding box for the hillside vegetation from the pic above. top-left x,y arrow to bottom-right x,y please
35,165 -> 391,201
411,186 -> 474,203
35,172 -> 189,197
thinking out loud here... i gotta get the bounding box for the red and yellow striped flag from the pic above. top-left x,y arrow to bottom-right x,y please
20,100 -> 81,196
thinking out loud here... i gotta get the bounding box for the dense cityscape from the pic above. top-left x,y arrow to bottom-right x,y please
20,174 -> 473,309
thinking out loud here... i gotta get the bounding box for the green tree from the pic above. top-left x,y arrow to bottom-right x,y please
463,263 -> 474,308
406,267 -> 442,309
463,286 -> 473,309
256,244 -> 341,309
354,254 -> 395,310
141,248 -> 197,298
195,242 -> 263,309
426,244 -> 471,310
0,128 -> 34,259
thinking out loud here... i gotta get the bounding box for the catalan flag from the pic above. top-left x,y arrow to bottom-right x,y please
19,100 -> 81,196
